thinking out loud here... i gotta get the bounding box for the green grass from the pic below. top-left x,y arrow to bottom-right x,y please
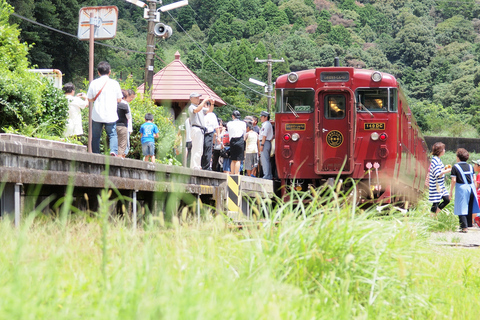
0,186 -> 480,319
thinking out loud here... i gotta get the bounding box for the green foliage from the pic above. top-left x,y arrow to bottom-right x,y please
37,80 -> 68,136
411,102 -> 477,137
435,15 -> 476,46
327,25 -> 352,48
0,1 -> 30,71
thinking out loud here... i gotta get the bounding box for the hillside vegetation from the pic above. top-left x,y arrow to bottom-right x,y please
5,0 -> 480,136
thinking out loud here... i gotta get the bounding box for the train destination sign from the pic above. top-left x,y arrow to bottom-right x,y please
364,123 -> 385,130
320,72 -> 350,82
285,123 -> 306,131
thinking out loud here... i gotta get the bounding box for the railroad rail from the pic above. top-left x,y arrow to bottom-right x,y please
0,134 -> 274,226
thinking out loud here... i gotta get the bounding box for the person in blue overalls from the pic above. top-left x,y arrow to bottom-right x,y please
449,148 -> 480,233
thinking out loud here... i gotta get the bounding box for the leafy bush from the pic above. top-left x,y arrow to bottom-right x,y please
411,101 -> 478,138
37,80 -> 69,136
0,70 -> 42,130
0,72 -> 68,137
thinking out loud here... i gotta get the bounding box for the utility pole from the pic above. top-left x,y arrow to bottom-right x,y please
144,0 -> 158,98
255,54 -> 284,114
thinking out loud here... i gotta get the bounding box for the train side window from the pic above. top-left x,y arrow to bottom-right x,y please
356,89 -> 388,112
324,95 -> 345,119
389,88 -> 398,112
275,89 -> 283,113
281,89 -> 314,113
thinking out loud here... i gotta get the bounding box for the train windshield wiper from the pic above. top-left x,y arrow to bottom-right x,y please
285,98 -> 299,118
356,95 -> 374,118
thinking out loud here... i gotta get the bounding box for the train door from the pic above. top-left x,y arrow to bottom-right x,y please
315,91 -> 354,174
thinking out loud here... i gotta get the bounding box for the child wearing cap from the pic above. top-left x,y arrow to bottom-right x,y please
140,113 -> 159,163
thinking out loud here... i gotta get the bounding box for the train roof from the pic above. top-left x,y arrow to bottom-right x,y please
275,67 -> 398,88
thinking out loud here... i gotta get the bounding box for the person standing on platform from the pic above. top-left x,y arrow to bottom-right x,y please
252,116 -> 260,134
116,90 -> 134,158
184,117 -> 192,167
258,111 -> 273,179
244,122 -> 259,177
140,113 -> 159,163
63,82 -> 88,138
202,103 -> 220,170
124,89 -> 135,157
87,61 -> 123,156
212,119 -> 223,172
188,92 -> 214,170
227,110 -> 246,175
450,148 -> 480,233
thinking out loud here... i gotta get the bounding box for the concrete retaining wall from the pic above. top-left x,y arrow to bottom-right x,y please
424,136 -> 480,153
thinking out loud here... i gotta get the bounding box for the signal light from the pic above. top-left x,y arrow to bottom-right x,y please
370,132 -> 379,141
291,133 -> 300,141
283,133 -> 291,141
379,133 -> 387,141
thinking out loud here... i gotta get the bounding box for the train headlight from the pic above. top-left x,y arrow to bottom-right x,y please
291,133 -> 300,141
371,71 -> 382,82
283,133 -> 291,141
287,72 -> 299,83
379,133 -> 387,141
370,132 -> 380,141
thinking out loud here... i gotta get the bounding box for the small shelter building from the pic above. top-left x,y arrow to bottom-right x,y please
137,51 -> 226,119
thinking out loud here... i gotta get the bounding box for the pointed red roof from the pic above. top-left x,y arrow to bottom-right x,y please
138,51 -> 226,106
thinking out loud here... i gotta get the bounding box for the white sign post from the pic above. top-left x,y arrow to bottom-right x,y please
78,6 -> 118,153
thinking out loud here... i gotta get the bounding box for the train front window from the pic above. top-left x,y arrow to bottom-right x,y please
276,89 -> 314,113
324,95 -> 346,119
356,89 -> 390,112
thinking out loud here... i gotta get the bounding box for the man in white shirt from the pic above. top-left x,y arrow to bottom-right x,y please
202,106 -> 220,170
188,92 -> 214,169
259,111 -> 273,179
87,61 -> 123,155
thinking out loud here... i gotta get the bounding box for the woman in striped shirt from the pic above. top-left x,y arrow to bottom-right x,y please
429,142 -> 452,217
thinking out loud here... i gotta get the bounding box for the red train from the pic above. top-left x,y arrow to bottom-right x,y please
273,61 -> 429,206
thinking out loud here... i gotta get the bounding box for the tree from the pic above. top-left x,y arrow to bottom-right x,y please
186,44 -> 203,71
203,44 -> 217,73
208,14 -> 234,44
395,14 -> 435,69
282,33 -> 322,71
435,15 -> 476,46
244,18 -> 267,37
435,0 -> 480,20
176,5 -> 196,32
263,0 -> 288,29
239,0 -> 261,20
7,0 -> 89,82
327,25 -> 352,48
356,4 -> 392,37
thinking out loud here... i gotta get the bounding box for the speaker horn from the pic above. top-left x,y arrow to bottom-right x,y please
154,23 -> 173,38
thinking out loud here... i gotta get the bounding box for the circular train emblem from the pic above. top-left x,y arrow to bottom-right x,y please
326,130 -> 344,148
